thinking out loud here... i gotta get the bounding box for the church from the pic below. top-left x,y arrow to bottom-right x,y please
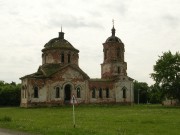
20,24 -> 134,107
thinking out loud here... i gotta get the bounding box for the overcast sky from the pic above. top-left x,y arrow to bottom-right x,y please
0,0 -> 180,85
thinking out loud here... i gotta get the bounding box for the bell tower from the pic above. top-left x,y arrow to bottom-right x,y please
101,23 -> 127,79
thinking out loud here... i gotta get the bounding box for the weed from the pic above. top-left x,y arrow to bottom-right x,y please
0,116 -> 12,122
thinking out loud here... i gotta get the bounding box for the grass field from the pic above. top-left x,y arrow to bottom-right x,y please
0,104 -> 180,135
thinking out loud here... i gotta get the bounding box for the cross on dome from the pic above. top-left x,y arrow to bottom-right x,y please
112,19 -> 115,27
112,19 -> 115,36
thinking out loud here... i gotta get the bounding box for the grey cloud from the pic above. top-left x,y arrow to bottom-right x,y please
8,10 -> 20,15
102,0 -> 131,16
48,15 -> 103,29
162,14 -> 180,28
87,11 -> 102,18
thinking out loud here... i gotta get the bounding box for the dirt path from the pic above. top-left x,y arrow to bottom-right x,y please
0,128 -> 34,135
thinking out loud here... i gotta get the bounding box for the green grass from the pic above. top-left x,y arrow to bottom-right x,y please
0,104 -> 180,135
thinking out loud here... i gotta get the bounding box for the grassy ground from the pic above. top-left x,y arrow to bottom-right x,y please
0,104 -> 180,135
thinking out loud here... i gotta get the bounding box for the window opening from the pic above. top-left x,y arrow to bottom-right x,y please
99,88 -> 102,98
77,87 -> 81,98
34,87 -> 38,98
118,67 -> 120,74
68,53 -> 71,63
56,87 -> 60,98
106,88 -> 109,98
61,53 -> 64,63
92,88 -> 96,98
122,87 -> 126,98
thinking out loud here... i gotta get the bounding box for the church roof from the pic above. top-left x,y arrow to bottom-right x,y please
105,26 -> 122,43
42,31 -> 79,52
20,64 -> 90,80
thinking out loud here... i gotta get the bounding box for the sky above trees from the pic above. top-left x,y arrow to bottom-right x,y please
0,0 -> 180,85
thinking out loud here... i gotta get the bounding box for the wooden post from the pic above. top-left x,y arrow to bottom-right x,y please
73,102 -> 75,128
71,95 -> 76,128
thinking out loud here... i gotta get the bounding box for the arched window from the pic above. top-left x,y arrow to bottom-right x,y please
56,87 -> 60,98
44,54 -> 47,64
104,49 -> 107,60
118,67 -> 120,74
24,89 -> 26,98
22,89 -> 25,98
68,53 -> 71,63
106,88 -> 109,98
122,87 -> 127,98
92,88 -> 96,98
99,88 -> 102,98
22,86 -> 26,98
117,49 -> 120,57
34,86 -> 38,98
61,53 -> 64,63
77,87 -> 81,98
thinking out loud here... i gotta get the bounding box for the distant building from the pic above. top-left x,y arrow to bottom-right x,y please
20,25 -> 134,107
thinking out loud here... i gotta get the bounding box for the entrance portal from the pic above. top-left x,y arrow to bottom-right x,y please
64,84 -> 71,103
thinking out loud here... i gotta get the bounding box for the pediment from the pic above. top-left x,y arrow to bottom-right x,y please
61,67 -> 83,79
51,65 -> 89,81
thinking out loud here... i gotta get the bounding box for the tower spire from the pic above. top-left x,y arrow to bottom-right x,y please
112,19 -> 114,28
59,25 -> 64,39
112,19 -> 115,36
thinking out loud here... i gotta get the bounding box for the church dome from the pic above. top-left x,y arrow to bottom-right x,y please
42,31 -> 79,52
105,26 -> 122,43
106,36 -> 122,43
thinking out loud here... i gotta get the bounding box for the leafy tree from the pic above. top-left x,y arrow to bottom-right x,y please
134,80 -> 149,104
0,81 -> 21,106
0,81 -> 5,86
148,84 -> 162,104
151,51 -> 180,102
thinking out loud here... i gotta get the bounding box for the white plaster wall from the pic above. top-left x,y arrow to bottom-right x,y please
49,82 -> 63,101
29,85 -> 47,103
89,87 -> 116,103
102,63 -> 111,74
46,67 -> 89,104
21,78 -> 28,104
115,79 -> 134,103
46,54 -> 54,64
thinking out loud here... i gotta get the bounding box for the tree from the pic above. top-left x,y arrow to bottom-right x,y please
0,81 -> 21,106
151,51 -> 180,102
134,80 -> 149,104
148,84 -> 162,104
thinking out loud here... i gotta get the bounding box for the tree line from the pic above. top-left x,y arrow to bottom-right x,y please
133,81 -> 162,104
0,81 -> 21,106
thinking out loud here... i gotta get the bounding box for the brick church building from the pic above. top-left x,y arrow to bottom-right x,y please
20,25 -> 134,107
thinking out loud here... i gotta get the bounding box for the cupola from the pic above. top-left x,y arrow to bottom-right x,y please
105,24 -> 122,43
41,30 -> 79,66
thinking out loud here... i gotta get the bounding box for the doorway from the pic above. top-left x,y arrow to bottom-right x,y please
64,84 -> 71,103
